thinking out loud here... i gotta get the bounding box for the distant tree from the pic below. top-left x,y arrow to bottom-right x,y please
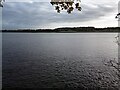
50,0 -> 82,14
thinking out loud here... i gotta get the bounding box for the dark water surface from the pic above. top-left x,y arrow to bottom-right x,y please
2,33 -> 118,89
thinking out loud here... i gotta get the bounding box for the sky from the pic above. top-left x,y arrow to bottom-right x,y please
2,0 -> 120,29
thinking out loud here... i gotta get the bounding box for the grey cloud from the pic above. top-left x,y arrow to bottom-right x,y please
2,2 -> 117,29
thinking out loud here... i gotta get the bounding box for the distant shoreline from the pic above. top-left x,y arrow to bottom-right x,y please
1,27 -> 120,33
1,32 -> 119,33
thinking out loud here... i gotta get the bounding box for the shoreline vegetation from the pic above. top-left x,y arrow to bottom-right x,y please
1,27 -> 120,33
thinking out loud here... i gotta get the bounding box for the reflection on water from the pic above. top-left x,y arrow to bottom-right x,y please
2,33 -> 118,89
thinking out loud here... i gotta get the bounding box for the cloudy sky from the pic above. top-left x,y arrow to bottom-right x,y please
2,0 -> 120,29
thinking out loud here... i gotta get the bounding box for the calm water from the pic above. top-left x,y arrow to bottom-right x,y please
2,33 -> 118,89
